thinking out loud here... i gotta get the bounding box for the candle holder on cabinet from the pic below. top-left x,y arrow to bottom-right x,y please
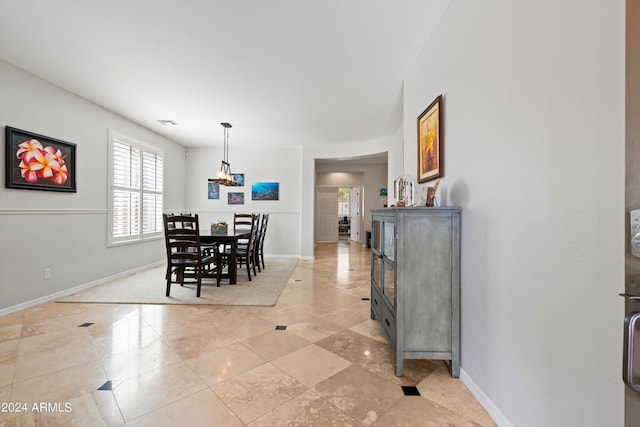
393,174 -> 416,206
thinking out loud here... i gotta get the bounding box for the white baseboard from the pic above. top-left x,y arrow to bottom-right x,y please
460,368 -> 513,427
0,261 -> 164,317
265,254 -> 301,259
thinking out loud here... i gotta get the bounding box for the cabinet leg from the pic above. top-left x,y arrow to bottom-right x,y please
448,359 -> 460,378
395,356 -> 404,376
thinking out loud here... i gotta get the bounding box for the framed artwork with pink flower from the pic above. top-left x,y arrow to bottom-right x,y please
5,127 -> 77,192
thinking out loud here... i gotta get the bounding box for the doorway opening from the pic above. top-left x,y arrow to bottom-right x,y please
313,153 -> 387,249
315,186 -> 361,243
338,187 -> 359,241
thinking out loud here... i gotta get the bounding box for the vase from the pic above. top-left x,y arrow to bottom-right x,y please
211,224 -> 228,235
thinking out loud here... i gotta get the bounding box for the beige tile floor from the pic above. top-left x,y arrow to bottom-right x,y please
0,241 -> 496,426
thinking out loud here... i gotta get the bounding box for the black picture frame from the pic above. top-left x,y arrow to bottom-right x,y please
5,127 -> 77,192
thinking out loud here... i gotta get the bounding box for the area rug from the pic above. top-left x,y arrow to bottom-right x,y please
56,258 -> 299,306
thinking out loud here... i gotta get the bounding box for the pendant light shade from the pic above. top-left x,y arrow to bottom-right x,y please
208,122 -> 240,186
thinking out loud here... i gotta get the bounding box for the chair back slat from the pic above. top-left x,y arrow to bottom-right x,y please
234,213 -> 253,232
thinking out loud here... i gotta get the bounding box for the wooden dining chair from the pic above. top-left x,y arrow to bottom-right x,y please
224,213 -> 259,281
254,213 -> 269,271
163,213 -> 221,297
221,212 -> 252,254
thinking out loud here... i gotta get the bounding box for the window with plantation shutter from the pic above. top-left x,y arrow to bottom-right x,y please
108,130 -> 164,246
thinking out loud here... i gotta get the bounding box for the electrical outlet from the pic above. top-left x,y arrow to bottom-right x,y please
44,268 -> 52,279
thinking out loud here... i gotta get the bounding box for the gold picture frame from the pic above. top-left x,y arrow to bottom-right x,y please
417,95 -> 442,183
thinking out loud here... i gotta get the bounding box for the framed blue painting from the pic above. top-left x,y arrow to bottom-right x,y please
251,182 -> 279,200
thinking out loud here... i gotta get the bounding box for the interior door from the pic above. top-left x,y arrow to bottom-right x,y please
625,0 -> 640,424
349,187 -> 360,242
316,187 -> 338,243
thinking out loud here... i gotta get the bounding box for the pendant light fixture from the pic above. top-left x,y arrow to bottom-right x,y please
208,122 -> 240,186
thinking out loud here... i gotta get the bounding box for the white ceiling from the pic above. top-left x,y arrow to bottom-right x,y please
0,0 -> 449,149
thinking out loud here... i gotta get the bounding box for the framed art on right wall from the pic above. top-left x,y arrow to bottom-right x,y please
417,95 -> 442,183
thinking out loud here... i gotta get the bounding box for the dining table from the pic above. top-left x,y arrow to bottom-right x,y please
200,228 -> 251,284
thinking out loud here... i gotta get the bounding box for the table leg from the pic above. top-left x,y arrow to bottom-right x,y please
229,242 -> 238,284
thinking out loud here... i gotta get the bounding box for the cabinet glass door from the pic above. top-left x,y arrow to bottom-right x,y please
383,222 -> 395,262
372,216 -> 396,306
383,260 -> 395,305
381,220 -> 396,306
372,253 -> 382,288
373,220 -> 381,251
371,219 -> 382,290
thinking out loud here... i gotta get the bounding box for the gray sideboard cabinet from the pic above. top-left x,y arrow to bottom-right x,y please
370,207 -> 461,377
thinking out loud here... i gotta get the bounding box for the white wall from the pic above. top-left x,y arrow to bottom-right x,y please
403,1 -> 624,426
0,56 -> 396,309
184,145 -> 302,257
0,60 -> 187,313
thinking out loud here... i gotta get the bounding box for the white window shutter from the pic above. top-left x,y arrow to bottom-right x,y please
108,130 -> 163,246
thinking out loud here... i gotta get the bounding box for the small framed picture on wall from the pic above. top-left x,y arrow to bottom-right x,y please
228,192 -> 244,205
208,182 -> 220,199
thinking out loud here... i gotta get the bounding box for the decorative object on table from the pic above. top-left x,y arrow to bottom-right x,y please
252,182 -> 279,200
207,182 -> 220,199
379,187 -> 388,207
5,126 -> 76,192
211,220 -> 228,235
228,192 -> 244,205
208,122 -> 241,186
425,178 -> 440,207
394,174 -> 416,206
231,173 -> 244,186
417,94 -> 442,183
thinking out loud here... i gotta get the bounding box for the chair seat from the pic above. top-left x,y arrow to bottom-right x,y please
171,254 -> 216,266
